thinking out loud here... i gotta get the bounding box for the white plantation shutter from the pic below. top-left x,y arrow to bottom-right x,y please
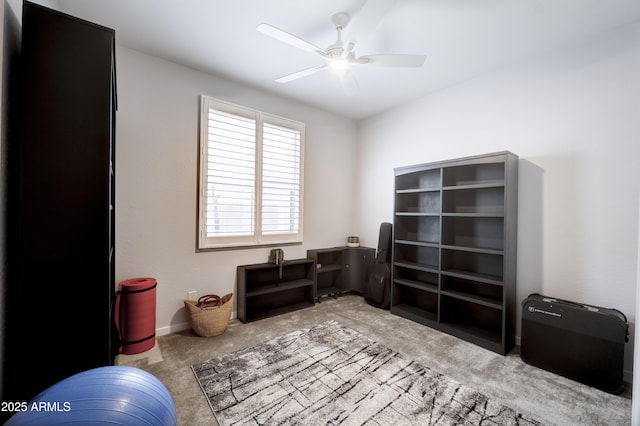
206,109 -> 256,237
261,121 -> 301,235
198,97 -> 304,249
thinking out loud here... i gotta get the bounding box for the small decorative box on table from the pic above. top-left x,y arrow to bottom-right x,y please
236,258 -> 316,323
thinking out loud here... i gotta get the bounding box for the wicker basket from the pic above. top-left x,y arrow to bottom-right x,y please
184,293 -> 233,337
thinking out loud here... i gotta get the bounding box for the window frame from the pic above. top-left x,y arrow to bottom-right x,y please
197,96 -> 305,251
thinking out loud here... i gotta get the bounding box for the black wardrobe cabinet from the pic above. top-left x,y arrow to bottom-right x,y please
3,2 -> 117,405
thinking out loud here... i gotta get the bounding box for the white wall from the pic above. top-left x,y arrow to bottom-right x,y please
115,47 -> 358,334
355,21 -> 640,378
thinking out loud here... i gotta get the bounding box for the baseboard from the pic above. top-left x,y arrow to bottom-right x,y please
156,322 -> 190,336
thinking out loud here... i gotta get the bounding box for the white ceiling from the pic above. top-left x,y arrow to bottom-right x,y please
52,0 -> 640,120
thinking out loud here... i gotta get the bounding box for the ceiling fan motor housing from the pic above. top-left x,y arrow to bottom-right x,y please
331,12 -> 350,30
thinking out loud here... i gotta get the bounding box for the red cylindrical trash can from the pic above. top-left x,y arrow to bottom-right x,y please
115,277 -> 157,354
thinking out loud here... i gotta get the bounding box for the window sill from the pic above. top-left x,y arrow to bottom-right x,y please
196,241 -> 302,253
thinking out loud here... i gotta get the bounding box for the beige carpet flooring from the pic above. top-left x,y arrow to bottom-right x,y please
116,295 -> 632,425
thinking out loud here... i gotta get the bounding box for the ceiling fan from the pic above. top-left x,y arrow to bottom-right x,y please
256,0 -> 426,96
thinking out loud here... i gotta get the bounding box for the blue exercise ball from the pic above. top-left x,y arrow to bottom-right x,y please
5,366 -> 177,425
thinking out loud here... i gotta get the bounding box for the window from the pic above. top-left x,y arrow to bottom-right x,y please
197,96 -> 304,250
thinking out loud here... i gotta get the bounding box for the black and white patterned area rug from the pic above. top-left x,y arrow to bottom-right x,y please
192,320 -> 543,425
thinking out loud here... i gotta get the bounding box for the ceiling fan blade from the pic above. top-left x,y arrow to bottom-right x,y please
338,69 -> 359,96
257,23 -> 326,57
275,64 -> 329,83
345,0 -> 395,45
359,54 -> 426,67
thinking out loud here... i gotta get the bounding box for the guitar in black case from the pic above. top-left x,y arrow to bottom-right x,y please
363,222 -> 392,309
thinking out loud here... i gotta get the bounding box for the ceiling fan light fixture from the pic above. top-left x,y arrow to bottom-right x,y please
329,59 -> 349,70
